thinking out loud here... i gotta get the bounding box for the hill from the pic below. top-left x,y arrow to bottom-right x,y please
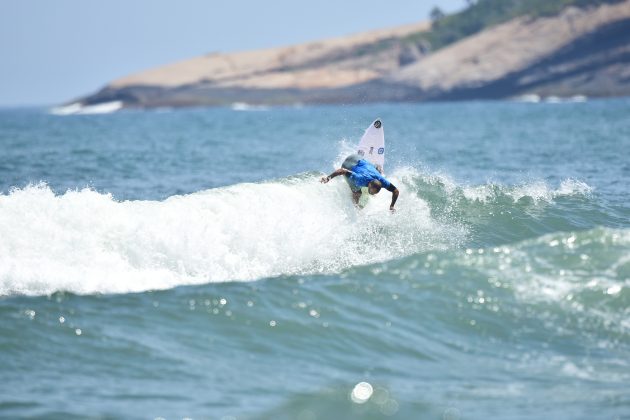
71,0 -> 630,109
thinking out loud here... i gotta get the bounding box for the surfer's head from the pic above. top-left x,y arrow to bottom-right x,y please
368,180 -> 382,195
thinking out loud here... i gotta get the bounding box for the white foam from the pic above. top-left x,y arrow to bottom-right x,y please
513,94 -> 541,103
50,101 -> 123,116
0,174 -> 461,296
388,167 -> 592,204
460,179 -> 592,203
230,102 -> 269,111
50,102 -> 83,115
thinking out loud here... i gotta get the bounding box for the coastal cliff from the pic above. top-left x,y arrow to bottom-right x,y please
73,0 -> 630,109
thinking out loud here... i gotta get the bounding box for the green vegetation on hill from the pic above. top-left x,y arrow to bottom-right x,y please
408,0 -> 625,51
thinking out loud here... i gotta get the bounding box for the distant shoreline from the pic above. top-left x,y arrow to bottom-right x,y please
64,0 -> 630,111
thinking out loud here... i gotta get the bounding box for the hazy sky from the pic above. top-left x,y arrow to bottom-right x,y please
0,0 -> 464,106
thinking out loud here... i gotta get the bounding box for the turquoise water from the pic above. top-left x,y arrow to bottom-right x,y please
1,100 -> 629,419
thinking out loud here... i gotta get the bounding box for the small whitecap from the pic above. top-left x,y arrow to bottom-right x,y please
606,285 -> 621,295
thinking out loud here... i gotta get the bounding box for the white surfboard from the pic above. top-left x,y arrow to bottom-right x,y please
357,118 -> 385,172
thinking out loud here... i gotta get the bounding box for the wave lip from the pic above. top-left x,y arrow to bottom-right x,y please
398,168 -> 593,204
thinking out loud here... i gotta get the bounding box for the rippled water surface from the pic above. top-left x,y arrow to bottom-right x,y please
1,100 -> 629,419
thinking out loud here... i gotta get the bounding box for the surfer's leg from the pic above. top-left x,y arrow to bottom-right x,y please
343,174 -> 362,206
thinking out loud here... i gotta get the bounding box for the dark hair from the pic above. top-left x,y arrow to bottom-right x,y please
369,180 -> 382,192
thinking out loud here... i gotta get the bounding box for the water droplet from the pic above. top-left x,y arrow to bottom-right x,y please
269,320 -> 277,327
380,398 -> 399,416
351,382 -> 373,404
443,407 -> 461,420
59,316 -> 65,324
75,328 -> 82,336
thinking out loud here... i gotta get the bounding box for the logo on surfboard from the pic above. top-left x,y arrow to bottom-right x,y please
374,120 -> 382,129
378,147 -> 384,155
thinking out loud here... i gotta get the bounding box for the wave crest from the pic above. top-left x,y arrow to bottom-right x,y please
0,176 -> 461,295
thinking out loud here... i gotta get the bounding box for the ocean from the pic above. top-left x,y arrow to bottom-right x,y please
0,100 -> 628,419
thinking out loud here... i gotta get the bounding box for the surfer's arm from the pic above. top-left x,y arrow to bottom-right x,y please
320,168 -> 350,183
386,183 -> 399,211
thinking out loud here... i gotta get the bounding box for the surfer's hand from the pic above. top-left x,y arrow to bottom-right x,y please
320,176 -> 330,184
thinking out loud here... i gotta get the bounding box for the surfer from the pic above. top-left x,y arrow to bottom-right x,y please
321,154 -> 399,211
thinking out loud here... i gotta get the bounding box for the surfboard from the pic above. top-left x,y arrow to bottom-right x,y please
357,118 -> 385,172
356,119 -> 385,208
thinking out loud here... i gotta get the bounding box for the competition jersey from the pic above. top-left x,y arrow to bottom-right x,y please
348,159 -> 395,191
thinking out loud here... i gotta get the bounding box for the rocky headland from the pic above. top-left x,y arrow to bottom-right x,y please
71,0 -> 630,109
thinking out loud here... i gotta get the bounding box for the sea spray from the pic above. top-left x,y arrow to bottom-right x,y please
1,169 -> 599,296
0,171 -> 460,295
